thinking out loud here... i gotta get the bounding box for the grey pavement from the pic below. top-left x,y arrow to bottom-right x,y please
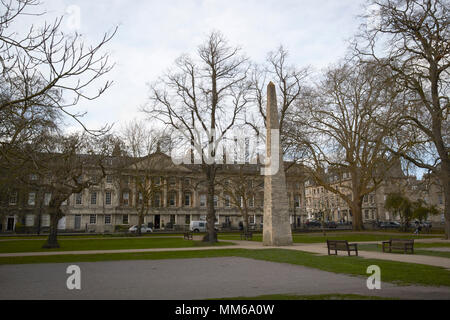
1,257 -> 450,300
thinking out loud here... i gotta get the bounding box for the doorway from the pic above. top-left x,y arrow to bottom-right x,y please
75,215 -> 81,230
6,217 -> 15,231
154,215 -> 160,229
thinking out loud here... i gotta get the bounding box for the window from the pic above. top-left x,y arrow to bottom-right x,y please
154,193 -> 161,207
106,175 -> 113,183
224,195 -> 230,208
26,215 -> 34,227
154,177 -> 161,186
168,192 -> 176,207
123,192 -> 129,206
75,193 -> 82,205
200,195 -> 206,207
438,194 -> 443,205
105,192 -> 112,205
122,214 -> 129,224
44,193 -> 52,206
184,178 -> 190,186
90,192 -> 97,205
9,192 -> 17,205
249,215 -> 255,224
364,210 -> 369,220
138,192 -> 143,205
249,196 -> 254,207
28,192 -> 36,206
363,195 -> 368,203
370,195 -> 374,203
185,215 -> 191,224
294,195 -> 300,208
214,195 -> 218,207
169,177 -> 176,186
42,215 -> 50,227
30,174 -> 38,181
89,214 -> 97,224
184,193 -> 191,206
104,215 -> 111,225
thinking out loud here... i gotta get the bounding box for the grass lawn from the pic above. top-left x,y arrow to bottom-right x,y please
0,237 -> 233,253
219,232 -> 441,243
212,293 -> 398,300
1,248 -> 449,287
358,243 -> 450,259
0,233 -> 185,240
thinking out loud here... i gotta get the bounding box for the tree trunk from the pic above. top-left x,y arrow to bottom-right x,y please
441,162 -> 450,240
203,166 -> 217,243
137,211 -> 144,237
351,200 -> 364,231
351,171 -> 364,231
42,208 -> 61,249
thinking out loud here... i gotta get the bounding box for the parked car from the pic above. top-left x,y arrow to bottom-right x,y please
128,224 -> 153,233
189,221 -> 219,233
305,220 -> 322,227
378,221 -> 401,229
324,221 -> 337,228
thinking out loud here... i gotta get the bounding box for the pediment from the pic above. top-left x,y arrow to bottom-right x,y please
126,152 -> 192,173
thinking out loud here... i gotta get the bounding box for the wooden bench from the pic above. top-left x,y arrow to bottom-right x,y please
327,240 -> 358,256
240,231 -> 253,240
183,232 -> 193,240
382,239 -> 414,254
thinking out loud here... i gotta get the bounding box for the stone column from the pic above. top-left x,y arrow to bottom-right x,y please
262,82 -> 293,246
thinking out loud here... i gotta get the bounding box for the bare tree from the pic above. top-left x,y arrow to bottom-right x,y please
21,132 -> 114,248
120,120 -> 171,236
355,0 -> 450,238
0,0 -> 116,187
247,46 -> 310,160
144,31 -> 251,243
217,165 -> 263,233
290,61 -> 401,230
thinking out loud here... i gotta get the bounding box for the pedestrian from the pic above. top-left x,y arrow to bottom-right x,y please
413,221 -> 420,235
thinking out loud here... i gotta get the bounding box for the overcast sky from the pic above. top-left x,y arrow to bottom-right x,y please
34,0 -> 369,132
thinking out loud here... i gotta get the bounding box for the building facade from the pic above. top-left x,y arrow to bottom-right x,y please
0,152 -> 306,233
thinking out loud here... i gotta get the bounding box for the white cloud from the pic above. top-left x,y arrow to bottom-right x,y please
34,0 -> 367,131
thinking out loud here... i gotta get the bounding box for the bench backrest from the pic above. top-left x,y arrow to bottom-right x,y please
391,238 -> 414,245
327,240 -> 349,250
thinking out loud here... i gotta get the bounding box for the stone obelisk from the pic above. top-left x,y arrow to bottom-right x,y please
262,82 -> 293,246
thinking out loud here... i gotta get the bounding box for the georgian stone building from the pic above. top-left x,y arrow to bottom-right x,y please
1,151 -> 444,233
304,164 -> 446,224
0,152 -> 306,233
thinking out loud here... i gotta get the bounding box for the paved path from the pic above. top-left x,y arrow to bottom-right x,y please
1,257 -> 449,300
425,247 -> 450,252
288,243 -> 450,269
